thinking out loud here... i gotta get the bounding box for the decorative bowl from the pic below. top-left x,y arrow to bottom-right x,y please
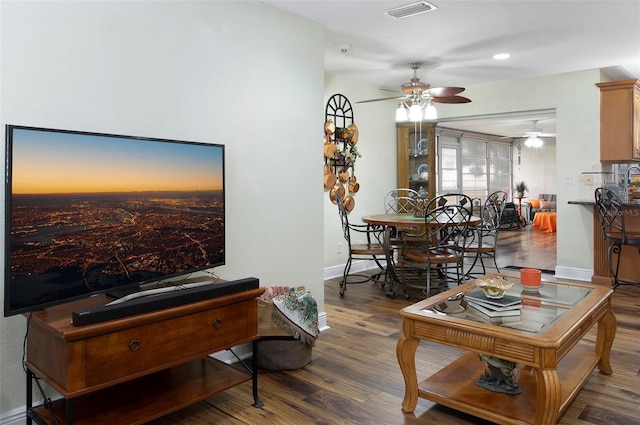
335,127 -> 356,141
474,277 -> 513,299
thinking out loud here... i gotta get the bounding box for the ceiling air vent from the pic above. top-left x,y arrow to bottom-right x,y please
384,1 -> 438,19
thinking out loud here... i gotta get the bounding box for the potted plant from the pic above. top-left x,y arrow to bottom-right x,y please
338,144 -> 361,168
514,181 -> 528,198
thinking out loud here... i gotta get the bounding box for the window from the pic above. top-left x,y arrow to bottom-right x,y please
438,130 -> 512,201
489,143 -> 511,196
462,138 -> 487,200
439,135 -> 460,193
462,138 -> 511,201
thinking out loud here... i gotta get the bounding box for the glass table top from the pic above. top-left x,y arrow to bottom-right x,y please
421,274 -> 593,334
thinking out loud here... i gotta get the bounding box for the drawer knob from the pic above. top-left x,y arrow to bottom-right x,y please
129,338 -> 141,352
212,318 -> 222,329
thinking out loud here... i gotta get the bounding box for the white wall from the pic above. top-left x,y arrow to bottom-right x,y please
513,142 -> 557,198
0,0 -> 324,419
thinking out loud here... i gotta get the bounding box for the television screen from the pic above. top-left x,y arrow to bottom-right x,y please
4,125 -> 225,316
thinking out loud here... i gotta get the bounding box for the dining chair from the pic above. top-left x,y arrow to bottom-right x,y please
594,187 -> 640,289
335,193 -> 386,296
400,194 -> 474,297
464,190 -> 508,277
383,188 -> 423,245
383,188 -> 419,213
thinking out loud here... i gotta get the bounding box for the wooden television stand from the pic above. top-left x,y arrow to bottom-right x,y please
24,284 -> 265,425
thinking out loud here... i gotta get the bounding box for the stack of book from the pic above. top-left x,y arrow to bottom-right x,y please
465,290 -> 523,323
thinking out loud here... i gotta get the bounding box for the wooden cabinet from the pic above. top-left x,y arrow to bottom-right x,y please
396,121 -> 436,198
25,287 -> 264,425
597,79 -> 640,162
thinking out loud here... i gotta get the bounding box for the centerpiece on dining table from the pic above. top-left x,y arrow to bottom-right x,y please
412,187 -> 430,217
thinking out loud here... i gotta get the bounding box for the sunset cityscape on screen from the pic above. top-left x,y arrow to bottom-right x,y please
5,126 -> 225,316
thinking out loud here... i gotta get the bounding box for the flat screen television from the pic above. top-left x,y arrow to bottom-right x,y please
4,125 -> 225,317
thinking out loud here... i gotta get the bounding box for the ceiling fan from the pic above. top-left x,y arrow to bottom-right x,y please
356,62 -> 471,121
504,120 -> 556,148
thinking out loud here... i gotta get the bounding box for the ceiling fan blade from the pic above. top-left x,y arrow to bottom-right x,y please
432,95 -> 471,104
425,87 -> 465,97
356,95 -> 406,104
359,63 -> 470,106
501,133 -> 556,139
379,88 -> 403,94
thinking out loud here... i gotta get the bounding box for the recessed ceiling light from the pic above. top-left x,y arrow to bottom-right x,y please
493,53 -> 511,60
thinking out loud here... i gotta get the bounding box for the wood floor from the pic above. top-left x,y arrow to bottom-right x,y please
495,224 -> 557,272
150,228 -> 640,425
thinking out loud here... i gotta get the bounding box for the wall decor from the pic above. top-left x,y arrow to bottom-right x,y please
324,93 -> 361,211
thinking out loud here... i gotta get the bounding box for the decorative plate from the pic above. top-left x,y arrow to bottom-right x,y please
431,300 -> 467,314
416,163 -> 428,175
416,138 -> 428,152
430,292 -> 467,314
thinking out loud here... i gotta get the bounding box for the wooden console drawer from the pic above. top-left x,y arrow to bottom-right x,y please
85,301 -> 249,386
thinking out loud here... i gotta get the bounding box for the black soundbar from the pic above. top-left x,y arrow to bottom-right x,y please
72,277 -> 260,327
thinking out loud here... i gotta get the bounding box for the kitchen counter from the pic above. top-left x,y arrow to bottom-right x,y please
569,199 -> 640,206
571,200 -> 640,285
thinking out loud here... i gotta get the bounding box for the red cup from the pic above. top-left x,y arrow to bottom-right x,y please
520,268 -> 542,287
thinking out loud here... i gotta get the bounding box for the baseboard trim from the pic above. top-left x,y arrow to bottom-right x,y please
553,266 -> 593,282
323,259 -> 384,281
0,408 -> 24,425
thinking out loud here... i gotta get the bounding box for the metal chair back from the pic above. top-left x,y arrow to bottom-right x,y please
335,192 -> 386,296
595,187 -> 625,241
384,188 -> 419,213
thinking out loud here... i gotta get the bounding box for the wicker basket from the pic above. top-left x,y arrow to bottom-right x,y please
256,286 -> 312,370
257,339 -> 312,370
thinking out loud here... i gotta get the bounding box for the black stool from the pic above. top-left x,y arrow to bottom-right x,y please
594,187 -> 640,289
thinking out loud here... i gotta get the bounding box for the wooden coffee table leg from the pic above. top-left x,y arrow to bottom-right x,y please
535,368 -> 561,425
596,309 -> 617,375
396,332 -> 420,413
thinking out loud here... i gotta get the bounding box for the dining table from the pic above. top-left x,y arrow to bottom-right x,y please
362,213 -> 482,297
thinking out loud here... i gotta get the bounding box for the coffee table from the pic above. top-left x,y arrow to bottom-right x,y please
396,273 -> 616,425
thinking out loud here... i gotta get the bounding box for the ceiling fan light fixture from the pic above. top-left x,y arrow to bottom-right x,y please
409,102 -> 423,121
524,136 -> 543,148
384,1 -> 438,19
424,100 -> 437,120
395,103 -> 408,121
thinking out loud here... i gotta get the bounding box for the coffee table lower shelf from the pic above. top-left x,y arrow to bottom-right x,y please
418,349 -> 598,425
28,357 -> 252,425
